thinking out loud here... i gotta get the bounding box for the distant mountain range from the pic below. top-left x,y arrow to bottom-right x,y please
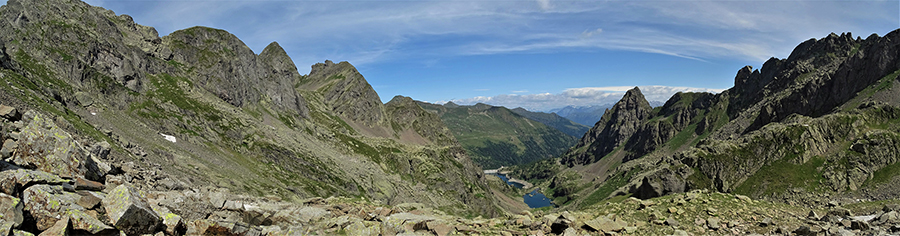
548,101 -> 664,126
509,107 -> 590,137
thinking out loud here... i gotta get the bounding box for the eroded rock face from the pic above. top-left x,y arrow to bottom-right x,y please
103,185 -> 161,235
161,28 -> 309,119
11,112 -> 101,180
623,92 -> 715,161
564,87 -> 652,166
634,167 -> 690,199
305,61 -> 385,127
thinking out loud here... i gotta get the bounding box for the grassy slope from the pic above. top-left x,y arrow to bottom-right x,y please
420,103 -> 577,169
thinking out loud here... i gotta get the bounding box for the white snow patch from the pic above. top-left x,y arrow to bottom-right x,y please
160,133 -> 176,143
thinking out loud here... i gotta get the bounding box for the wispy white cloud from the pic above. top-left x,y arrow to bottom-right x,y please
83,0 -> 897,69
580,28 -> 603,39
537,0 -> 552,11
448,86 -> 726,111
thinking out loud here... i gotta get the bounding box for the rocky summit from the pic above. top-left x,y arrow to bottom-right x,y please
0,0 -> 899,235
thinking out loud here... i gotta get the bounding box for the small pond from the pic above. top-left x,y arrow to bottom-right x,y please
489,173 -> 554,208
524,189 -> 554,208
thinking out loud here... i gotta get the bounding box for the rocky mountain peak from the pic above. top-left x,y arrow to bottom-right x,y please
787,32 -> 858,62
308,60 -> 357,78
303,60 -> 384,127
160,26 -> 309,117
259,41 -> 299,77
472,103 -> 493,111
443,101 -> 460,108
0,0 -> 164,92
385,96 -> 458,146
563,86 -> 652,165
386,95 -> 415,106
621,87 -> 651,109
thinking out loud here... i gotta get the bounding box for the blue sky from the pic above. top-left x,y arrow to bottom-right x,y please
8,0 -> 900,111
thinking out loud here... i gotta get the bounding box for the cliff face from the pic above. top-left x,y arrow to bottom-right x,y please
0,0 -> 501,222
562,87 -> 652,166
301,60 -> 385,127
543,30 -> 900,209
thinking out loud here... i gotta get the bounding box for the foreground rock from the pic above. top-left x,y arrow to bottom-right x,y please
104,185 -> 162,235
22,184 -> 112,234
0,193 -> 22,234
0,168 -> 68,196
11,112 -> 102,180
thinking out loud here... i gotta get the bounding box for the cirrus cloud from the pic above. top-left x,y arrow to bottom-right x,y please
446,86 -> 726,111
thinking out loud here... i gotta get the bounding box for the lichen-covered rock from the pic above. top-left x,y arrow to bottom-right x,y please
151,204 -> 185,236
67,210 -> 115,235
0,193 -> 23,230
12,230 -> 34,236
0,169 -> 68,195
22,185 -> 112,233
1,139 -> 17,159
11,112 -> 101,180
37,216 -> 69,236
103,185 -> 161,235
269,206 -> 330,225
185,220 -> 260,236
344,221 -> 379,236
185,220 -> 215,236
23,184 -> 81,231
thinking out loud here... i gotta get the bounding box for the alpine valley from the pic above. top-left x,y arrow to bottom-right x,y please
0,0 -> 898,235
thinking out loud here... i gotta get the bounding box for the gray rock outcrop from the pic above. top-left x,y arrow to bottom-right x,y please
11,112 -> 101,180
103,185 -> 162,235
